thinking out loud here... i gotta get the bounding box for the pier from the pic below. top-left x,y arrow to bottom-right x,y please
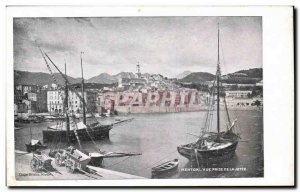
15,151 -> 144,180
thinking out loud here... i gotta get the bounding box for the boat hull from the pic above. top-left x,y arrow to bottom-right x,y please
152,162 -> 179,176
177,141 -> 238,164
43,124 -> 113,143
25,144 -> 47,153
89,156 -> 104,167
151,159 -> 179,178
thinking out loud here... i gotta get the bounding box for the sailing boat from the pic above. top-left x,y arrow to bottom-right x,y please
40,51 -> 113,143
177,24 -> 240,164
34,47 -> 141,170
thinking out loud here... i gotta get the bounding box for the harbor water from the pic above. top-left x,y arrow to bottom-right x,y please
15,110 -> 263,179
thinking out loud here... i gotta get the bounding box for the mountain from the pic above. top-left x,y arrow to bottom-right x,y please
113,72 -> 136,79
229,68 -> 262,78
14,67 -> 263,86
222,68 -> 262,84
180,72 -> 215,83
14,70 -> 82,86
176,71 -> 192,79
86,73 -> 118,84
178,68 -> 262,84
87,72 -> 152,83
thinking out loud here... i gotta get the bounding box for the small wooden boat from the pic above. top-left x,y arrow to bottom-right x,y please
25,139 -> 47,153
89,152 -> 105,167
151,159 -> 179,176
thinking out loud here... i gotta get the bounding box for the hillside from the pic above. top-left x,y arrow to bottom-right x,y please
178,68 -> 262,84
14,70 -> 82,86
87,72 -> 149,84
14,70 -> 138,85
86,73 -> 117,84
180,72 -> 215,83
223,68 -> 263,84
228,68 -> 262,78
113,72 -> 136,79
176,70 -> 192,79
14,68 -> 263,86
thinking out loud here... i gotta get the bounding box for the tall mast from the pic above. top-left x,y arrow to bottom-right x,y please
216,23 -> 221,139
65,61 -> 70,144
80,52 -> 86,124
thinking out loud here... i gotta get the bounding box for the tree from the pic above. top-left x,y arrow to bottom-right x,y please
254,100 -> 261,107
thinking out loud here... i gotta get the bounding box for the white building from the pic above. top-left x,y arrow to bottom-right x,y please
47,90 -> 88,114
68,91 -> 87,113
47,90 -> 64,114
225,90 -> 252,98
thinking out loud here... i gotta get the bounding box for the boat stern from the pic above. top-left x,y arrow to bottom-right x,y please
177,144 -> 193,160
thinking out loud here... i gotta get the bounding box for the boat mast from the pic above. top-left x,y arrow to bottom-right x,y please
65,61 -> 70,144
216,23 -> 221,140
80,52 -> 87,125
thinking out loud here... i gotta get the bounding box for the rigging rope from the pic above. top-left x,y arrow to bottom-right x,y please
148,149 -> 178,168
44,52 -> 95,121
194,149 -> 200,169
39,48 -> 72,150
104,156 -> 131,168
219,30 -> 241,135
127,149 -> 179,172
38,47 -> 85,149
45,50 -> 108,150
39,48 -> 105,151
221,82 -> 232,131
196,77 -> 216,142
84,126 -> 101,152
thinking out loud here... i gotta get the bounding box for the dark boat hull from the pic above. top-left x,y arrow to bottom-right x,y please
177,141 -> 238,164
89,156 -> 104,167
25,144 -> 47,153
43,124 -> 113,143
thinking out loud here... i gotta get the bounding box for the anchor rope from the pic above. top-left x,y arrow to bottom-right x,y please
123,149 -> 179,172
148,149 -> 178,168
194,149 -> 200,169
104,156 -> 131,168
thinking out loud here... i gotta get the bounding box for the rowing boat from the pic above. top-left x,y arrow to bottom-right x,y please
151,158 -> 179,176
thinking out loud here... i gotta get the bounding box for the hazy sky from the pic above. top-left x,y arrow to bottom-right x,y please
14,17 -> 262,79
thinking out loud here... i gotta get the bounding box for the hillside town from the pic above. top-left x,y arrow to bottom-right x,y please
11,16 -> 266,181
14,65 -> 263,121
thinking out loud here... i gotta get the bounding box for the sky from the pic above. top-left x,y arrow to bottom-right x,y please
14,17 -> 262,79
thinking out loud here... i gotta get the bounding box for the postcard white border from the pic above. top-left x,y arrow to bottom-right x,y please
6,6 -> 294,186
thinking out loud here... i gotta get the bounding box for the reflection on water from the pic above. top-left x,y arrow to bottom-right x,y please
15,110 -> 263,179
